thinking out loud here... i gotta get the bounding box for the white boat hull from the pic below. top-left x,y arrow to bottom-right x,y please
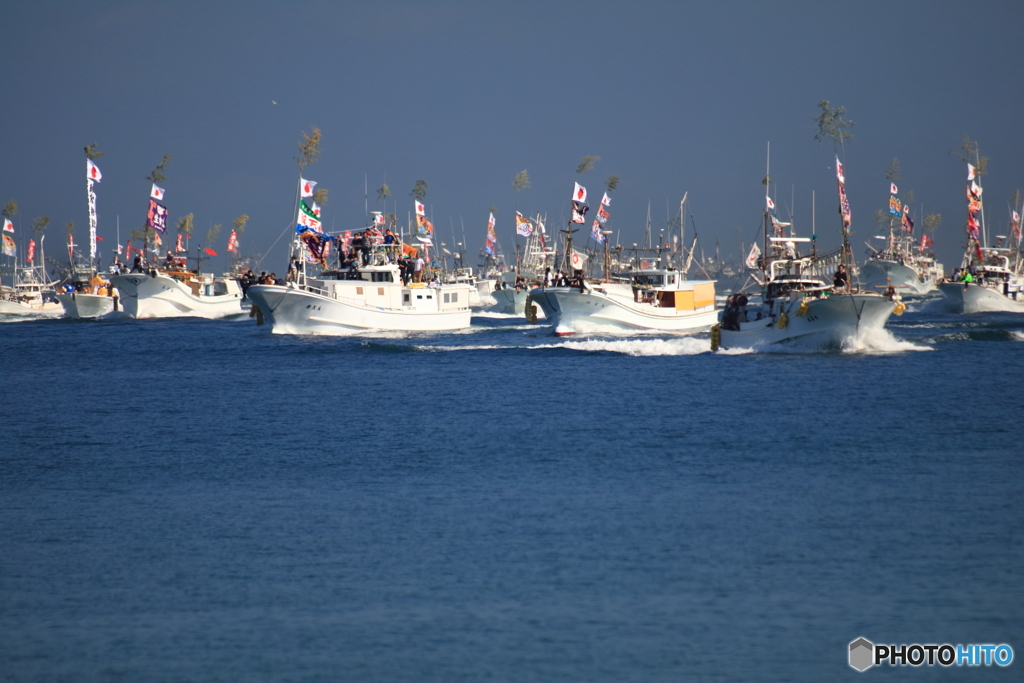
57,292 -> 115,318
109,272 -> 246,319
938,280 -> 1024,313
860,259 -> 936,297
489,287 -> 531,315
529,284 -> 718,333
246,284 -> 472,335
718,293 -> 896,348
0,299 -> 62,317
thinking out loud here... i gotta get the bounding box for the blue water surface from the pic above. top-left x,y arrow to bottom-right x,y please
1,307 -> 1022,682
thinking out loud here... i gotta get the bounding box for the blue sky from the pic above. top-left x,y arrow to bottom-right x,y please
2,0 -> 1022,272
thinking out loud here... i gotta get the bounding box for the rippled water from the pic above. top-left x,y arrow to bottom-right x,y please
2,305 -> 1022,681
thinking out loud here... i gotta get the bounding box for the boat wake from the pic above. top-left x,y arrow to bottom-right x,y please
742,327 -> 930,355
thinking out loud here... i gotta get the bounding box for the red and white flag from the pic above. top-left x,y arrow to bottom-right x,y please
227,229 -> 238,252
890,183 -> 898,195
175,234 -> 185,252
414,200 -> 425,216
573,182 -> 587,205
68,234 -> 74,258
87,159 -> 102,182
2,218 -> 12,233
745,242 -> 761,269
300,178 -> 317,197
601,192 -> 611,207
766,196 -> 775,210
967,163 -> 975,181
151,184 -> 165,200
27,239 -> 36,262
835,157 -> 845,184
117,244 -> 124,254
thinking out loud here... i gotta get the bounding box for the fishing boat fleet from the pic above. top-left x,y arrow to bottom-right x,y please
4,147 -> 1022,348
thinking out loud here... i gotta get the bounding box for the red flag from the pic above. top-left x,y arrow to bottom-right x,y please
205,247 -> 217,256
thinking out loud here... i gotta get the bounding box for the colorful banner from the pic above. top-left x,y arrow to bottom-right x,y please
416,214 -> 434,244
516,212 -> 533,237
147,199 -> 168,233
2,233 -> 15,257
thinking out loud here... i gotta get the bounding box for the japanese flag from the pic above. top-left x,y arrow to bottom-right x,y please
967,163 -> 975,181
766,196 -> 775,210
601,192 -> 611,207
573,182 -> 587,205
415,200 -> 425,216
300,178 -> 317,197
151,184 -> 165,200
890,183 -> 898,195
87,159 -> 102,182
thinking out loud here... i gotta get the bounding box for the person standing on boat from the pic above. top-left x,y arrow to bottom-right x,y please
413,254 -> 424,282
833,264 -> 849,289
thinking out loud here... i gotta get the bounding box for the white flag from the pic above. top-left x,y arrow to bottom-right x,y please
300,178 -> 317,197
745,242 -> 761,269
967,163 -> 975,181
569,249 -> 588,270
2,218 -> 12,233
890,183 -> 898,195
151,184 -> 165,200
601,192 -> 611,207
573,182 -> 587,205
765,196 -> 775,210
87,159 -> 102,182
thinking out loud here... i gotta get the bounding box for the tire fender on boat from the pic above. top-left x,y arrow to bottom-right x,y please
250,304 -> 264,325
777,311 -> 789,329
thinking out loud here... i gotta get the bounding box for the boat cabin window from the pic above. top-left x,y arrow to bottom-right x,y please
370,271 -> 393,283
633,274 -> 664,286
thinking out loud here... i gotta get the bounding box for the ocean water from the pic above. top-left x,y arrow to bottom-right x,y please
1,304 -> 1022,682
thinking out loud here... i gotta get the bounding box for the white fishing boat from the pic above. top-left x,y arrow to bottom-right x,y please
55,272 -> 116,318
246,259 -> 472,335
937,155 -> 1024,313
529,268 -> 717,335
0,264 -> 62,317
714,257 -> 900,349
712,154 -> 900,350
448,267 -> 495,309
860,183 -> 941,297
108,267 -> 246,318
937,249 -> 1024,312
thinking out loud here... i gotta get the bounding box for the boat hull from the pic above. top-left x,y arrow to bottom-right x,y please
0,299 -> 62,317
109,272 -> 246,319
860,259 -> 936,297
246,284 -> 472,335
529,285 -> 718,333
57,292 -> 116,318
489,287 -> 531,315
718,293 -> 896,349
937,280 -> 1024,313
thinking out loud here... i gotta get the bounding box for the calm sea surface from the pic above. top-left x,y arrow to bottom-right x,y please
2,302 -> 1022,682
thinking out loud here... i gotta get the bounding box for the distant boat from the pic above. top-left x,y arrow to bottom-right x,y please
0,263 -> 62,317
937,155 -> 1024,312
528,193 -> 716,335
713,154 -> 900,349
108,267 -> 246,318
860,183 -> 942,298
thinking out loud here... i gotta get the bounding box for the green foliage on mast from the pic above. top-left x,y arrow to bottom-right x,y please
576,156 -> 599,174
233,214 -> 249,236
376,183 -> 391,202
296,128 -> 321,171
410,180 -> 428,202
176,213 -> 194,236
147,154 -> 172,183
605,175 -> 619,192
885,158 -> 900,183
31,216 -> 50,234
312,187 -> 328,206
84,143 -> 104,161
813,101 -> 854,151
512,170 -> 530,193
923,213 -> 942,235
65,221 -> 74,236
207,223 -> 222,244
953,135 -> 988,177
2,200 -> 18,219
